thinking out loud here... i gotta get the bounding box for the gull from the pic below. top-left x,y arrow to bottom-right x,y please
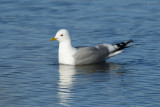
50,29 -> 133,65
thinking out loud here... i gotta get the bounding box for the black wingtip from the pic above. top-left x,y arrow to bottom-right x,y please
115,39 -> 134,50
126,39 -> 134,44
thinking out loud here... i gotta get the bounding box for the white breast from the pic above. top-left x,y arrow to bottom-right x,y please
58,42 -> 77,65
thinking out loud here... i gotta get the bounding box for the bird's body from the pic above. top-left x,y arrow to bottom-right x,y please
50,29 -> 133,65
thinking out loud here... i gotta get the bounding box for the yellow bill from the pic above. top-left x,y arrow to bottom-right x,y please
50,38 -> 57,41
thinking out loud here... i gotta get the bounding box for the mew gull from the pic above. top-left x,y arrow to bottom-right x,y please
50,29 -> 133,65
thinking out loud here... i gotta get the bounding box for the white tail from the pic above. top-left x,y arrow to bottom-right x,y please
108,50 -> 123,58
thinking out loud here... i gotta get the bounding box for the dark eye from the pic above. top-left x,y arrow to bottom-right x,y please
60,34 -> 63,36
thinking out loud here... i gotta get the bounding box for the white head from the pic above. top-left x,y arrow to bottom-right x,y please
50,29 -> 71,42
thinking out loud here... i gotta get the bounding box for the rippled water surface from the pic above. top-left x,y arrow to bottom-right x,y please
1,0 -> 160,107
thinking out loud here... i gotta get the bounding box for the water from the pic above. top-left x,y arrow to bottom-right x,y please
0,0 -> 160,106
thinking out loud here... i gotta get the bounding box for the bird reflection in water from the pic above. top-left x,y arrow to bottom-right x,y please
57,62 -> 123,106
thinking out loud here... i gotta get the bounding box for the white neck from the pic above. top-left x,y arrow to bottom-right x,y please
58,40 -> 76,65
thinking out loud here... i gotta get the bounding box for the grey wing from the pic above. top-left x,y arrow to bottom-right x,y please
73,46 -> 109,64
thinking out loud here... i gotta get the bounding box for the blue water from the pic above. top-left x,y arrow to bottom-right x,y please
1,0 -> 160,106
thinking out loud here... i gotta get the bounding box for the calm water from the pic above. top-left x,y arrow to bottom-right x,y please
1,0 -> 160,107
